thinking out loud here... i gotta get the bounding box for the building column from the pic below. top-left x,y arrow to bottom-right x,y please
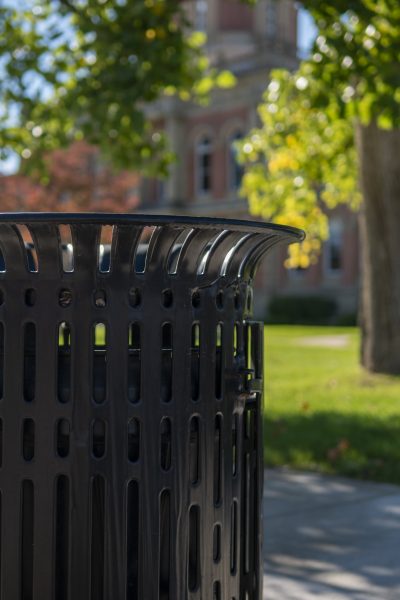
164,104 -> 187,209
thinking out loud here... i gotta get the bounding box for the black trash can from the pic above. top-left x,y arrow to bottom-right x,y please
0,213 -> 302,599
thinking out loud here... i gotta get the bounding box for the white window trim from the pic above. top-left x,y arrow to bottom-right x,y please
194,0 -> 208,33
266,0 -> 278,39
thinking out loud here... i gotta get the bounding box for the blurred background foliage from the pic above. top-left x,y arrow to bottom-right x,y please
0,0 -> 236,177
239,0 -> 399,267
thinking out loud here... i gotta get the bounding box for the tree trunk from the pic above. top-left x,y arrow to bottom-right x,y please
357,122 -> 400,374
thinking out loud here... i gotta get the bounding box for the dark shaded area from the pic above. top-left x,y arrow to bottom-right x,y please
265,411 -> 400,485
268,295 -> 338,325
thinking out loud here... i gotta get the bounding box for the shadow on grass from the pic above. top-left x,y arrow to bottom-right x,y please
264,411 -> 400,485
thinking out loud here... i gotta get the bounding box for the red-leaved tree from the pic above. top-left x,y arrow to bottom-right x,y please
0,142 -> 140,213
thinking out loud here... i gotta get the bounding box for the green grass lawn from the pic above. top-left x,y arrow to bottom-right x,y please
263,325 -> 400,484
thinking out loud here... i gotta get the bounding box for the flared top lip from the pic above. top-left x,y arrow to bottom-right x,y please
0,212 -> 305,242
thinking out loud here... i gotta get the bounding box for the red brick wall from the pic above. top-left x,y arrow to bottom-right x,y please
219,0 -> 253,31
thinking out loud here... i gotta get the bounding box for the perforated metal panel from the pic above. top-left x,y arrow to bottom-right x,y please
0,214 -> 302,600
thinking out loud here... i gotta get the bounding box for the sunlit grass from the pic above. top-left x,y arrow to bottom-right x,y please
264,325 -> 400,484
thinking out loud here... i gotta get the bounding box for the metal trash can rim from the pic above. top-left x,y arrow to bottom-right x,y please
0,212 -> 305,241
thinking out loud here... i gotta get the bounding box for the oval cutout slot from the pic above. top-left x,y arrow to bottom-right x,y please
23,323 -> 36,402
58,225 -> 74,272
191,324 -> 200,401
92,419 -> 106,459
58,322 -> 71,404
92,323 -> 107,404
22,419 -> 35,461
188,506 -> 200,592
215,324 -> 223,400
56,419 -> 70,458
189,417 -> 200,486
161,323 -> 172,403
128,323 -> 141,403
160,418 -> 172,472
134,226 -> 156,273
16,225 -> 38,272
128,418 -> 140,463
99,225 -> 113,273
213,415 -> 222,506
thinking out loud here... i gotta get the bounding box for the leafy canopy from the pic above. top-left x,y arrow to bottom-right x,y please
302,0 -> 400,128
0,0 -> 235,176
239,0 -> 400,266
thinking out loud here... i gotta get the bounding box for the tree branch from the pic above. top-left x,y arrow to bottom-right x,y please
57,0 -> 83,17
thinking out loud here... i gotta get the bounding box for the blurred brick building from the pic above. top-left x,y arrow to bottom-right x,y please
141,0 -> 297,215
139,0 -> 359,319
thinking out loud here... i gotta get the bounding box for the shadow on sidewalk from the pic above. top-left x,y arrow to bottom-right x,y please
263,469 -> 400,600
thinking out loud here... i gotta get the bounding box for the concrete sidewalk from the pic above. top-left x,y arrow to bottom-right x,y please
263,469 -> 400,599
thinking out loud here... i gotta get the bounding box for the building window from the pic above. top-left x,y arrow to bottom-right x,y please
195,0 -> 208,32
266,0 -> 278,39
196,136 -> 212,196
325,219 -> 343,274
228,132 -> 244,192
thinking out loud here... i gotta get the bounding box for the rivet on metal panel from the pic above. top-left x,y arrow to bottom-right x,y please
128,286 -> 141,308
93,289 -> 107,308
191,289 -> 201,308
59,289 -> 72,308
